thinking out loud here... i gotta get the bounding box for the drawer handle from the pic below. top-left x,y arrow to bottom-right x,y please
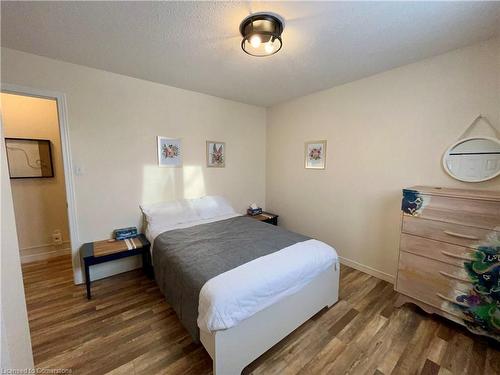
441,251 -> 474,261
443,230 -> 479,241
439,271 -> 472,284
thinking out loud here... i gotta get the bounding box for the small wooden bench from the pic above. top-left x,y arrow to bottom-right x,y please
80,234 -> 152,299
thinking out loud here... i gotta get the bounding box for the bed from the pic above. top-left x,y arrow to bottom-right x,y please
142,196 -> 339,374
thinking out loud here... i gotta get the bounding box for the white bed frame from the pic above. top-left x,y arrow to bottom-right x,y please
200,263 -> 340,375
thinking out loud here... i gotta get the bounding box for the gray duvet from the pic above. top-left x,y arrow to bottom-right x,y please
152,216 -> 309,341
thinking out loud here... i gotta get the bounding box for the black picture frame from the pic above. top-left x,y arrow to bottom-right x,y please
5,138 -> 54,179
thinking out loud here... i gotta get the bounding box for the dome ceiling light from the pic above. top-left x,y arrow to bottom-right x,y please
239,13 -> 284,57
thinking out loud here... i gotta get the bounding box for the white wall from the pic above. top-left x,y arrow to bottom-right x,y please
1,48 -> 267,283
1,130 -> 34,369
266,38 -> 500,281
2,93 -> 71,263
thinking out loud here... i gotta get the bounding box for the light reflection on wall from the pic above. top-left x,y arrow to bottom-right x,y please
183,165 -> 206,199
141,165 -> 183,204
141,164 -> 206,205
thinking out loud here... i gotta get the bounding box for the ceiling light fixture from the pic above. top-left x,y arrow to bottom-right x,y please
240,13 -> 284,57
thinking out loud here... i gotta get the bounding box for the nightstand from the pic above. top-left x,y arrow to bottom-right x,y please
80,234 -> 152,299
245,211 -> 279,226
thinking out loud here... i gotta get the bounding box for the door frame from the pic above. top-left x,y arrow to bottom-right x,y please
1,83 -> 82,284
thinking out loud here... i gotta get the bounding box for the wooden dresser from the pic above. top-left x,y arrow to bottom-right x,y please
395,186 -> 500,340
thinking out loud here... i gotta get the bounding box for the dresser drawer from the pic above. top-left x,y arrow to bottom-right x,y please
402,215 -> 497,249
396,251 -> 471,316
399,233 -> 475,267
405,193 -> 500,230
397,187 -> 500,339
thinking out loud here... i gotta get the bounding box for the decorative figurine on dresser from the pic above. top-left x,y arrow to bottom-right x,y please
395,186 -> 500,340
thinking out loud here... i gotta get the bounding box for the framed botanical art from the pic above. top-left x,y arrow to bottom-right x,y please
157,137 -> 182,167
305,140 -> 327,169
5,138 -> 54,178
206,141 -> 225,168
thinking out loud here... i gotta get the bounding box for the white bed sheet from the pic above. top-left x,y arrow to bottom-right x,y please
198,239 -> 338,333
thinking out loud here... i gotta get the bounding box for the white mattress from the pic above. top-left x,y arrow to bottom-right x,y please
146,215 -> 338,333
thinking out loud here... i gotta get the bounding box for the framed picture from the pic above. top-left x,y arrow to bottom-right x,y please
206,141 -> 225,168
305,140 -> 327,169
157,137 -> 182,167
5,138 -> 54,178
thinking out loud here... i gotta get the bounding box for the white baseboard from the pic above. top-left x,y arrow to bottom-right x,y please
20,241 -> 71,264
338,256 -> 395,284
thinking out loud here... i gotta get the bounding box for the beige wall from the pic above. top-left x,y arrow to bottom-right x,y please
1,48 -> 267,282
2,93 -> 70,263
266,38 -> 500,281
3,40 -> 499,285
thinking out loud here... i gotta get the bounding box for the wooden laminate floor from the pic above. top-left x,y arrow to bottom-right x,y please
22,255 -> 500,375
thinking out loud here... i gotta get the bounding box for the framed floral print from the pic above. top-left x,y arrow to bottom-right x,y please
157,137 -> 182,167
305,140 -> 327,169
206,141 -> 225,168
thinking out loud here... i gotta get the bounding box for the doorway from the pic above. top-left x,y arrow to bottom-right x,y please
2,92 -> 72,263
1,85 -> 81,368
1,85 -> 80,284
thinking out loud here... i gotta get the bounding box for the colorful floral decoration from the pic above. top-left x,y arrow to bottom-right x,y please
401,189 -> 499,340
401,189 -> 430,216
162,144 -> 179,159
456,238 -> 500,340
309,147 -> 322,161
211,144 -> 224,165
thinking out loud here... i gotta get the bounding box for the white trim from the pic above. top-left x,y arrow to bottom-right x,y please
20,242 -> 71,264
338,255 -> 395,284
442,136 -> 500,183
19,241 -> 71,251
1,83 -> 82,284
19,240 -> 71,251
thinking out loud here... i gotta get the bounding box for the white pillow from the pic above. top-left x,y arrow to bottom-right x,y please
190,196 -> 236,220
140,199 -> 198,227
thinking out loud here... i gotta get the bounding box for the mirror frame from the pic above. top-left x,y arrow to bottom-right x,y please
442,136 -> 500,183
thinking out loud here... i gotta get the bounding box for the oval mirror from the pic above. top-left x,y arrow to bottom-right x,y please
443,137 -> 500,182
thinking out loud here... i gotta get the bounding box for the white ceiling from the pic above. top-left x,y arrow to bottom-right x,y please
2,1 -> 500,107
